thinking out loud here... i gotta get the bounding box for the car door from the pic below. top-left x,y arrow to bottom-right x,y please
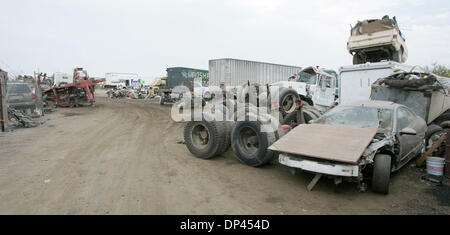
312,74 -> 336,108
407,107 -> 427,154
396,107 -> 422,164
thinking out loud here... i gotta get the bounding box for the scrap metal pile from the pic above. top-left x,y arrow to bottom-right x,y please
43,78 -> 105,107
7,107 -> 39,128
106,87 -> 149,99
373,71 -> 444,91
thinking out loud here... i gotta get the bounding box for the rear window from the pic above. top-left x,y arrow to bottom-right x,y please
7,84 -> 31,93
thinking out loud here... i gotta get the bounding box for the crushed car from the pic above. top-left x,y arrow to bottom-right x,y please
269,100 -> 427,194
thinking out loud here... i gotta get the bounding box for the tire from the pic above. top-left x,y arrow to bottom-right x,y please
426,124 -> 443,142
372,154 -> 392,194
281,110 -> 297,126
216,121 -> 234,155
223,99 -> 236,121
231,119 -> 276,167
425,124 -> 446,155
281,109 -> 315,126
279,88 -> 299,114
433,113 -> 450,128
237,82 -> 261,105
159,96 -> 165,105
184,119 -> 226,159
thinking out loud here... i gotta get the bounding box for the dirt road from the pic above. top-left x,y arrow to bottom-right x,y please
0,98 -> 448,214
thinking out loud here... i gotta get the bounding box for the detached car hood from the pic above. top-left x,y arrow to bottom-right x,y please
269,124 -> 378,164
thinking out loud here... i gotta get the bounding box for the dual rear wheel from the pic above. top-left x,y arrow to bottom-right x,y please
184,112 -> 279,167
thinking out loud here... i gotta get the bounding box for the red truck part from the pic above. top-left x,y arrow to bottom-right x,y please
43,78 -> 105,108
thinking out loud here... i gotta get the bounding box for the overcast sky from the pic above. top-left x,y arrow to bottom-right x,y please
0,0 -> 449,80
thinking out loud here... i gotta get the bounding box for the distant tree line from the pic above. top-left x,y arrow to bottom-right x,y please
425,63 -> 450,77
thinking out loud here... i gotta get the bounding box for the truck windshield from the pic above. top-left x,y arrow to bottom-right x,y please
298,72 -> 316,84
315,105 -> 393,130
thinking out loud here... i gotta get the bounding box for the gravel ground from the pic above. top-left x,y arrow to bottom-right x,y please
0,97 -> 448,214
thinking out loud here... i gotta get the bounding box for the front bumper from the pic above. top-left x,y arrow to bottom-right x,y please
279,154 -> 359,177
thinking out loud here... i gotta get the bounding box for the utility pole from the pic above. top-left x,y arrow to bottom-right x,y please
0,69 -> 8,132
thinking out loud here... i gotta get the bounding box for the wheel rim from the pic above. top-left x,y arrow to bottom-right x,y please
191,124 -> 210,149
237,126 -> 259,158
427,131 -> 446,155
282,94 -> 296,113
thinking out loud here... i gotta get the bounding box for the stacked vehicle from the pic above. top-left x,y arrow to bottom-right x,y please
347,15 -> 408,64
182,15 -> 449,194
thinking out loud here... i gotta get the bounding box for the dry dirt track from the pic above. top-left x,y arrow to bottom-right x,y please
0,98 -> 449,214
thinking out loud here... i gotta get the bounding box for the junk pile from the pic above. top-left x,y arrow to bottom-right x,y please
7,107 -> 39,128
106,87 -> 148,99
37,73 -> 54,90
373,72 -> 443,91
43,78 -> 105,108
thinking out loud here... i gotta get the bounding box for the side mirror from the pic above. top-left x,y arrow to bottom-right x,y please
400,127 -> 416,135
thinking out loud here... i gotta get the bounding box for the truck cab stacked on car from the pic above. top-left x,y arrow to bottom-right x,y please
347,15 -> 408,64
182,15 -> 449,194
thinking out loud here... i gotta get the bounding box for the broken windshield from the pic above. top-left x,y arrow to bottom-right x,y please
315,105 -> 393,130
298,72 -> 316,84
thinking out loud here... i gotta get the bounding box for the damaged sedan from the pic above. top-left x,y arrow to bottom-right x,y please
269,100 -> 426,194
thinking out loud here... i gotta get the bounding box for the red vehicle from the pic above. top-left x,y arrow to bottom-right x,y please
44,68 -> 104,107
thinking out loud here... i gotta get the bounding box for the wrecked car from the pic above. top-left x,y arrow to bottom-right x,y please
347,15 -> 408,64
269,100 -> 426,194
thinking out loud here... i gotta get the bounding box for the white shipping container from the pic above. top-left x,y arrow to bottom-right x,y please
338,61 -> 425,105
208,58 -> 302,87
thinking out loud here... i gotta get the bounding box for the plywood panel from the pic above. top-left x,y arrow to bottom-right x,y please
269,124 -> 377,164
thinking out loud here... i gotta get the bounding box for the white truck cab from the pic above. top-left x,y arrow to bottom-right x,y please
271,66 -> 338,112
